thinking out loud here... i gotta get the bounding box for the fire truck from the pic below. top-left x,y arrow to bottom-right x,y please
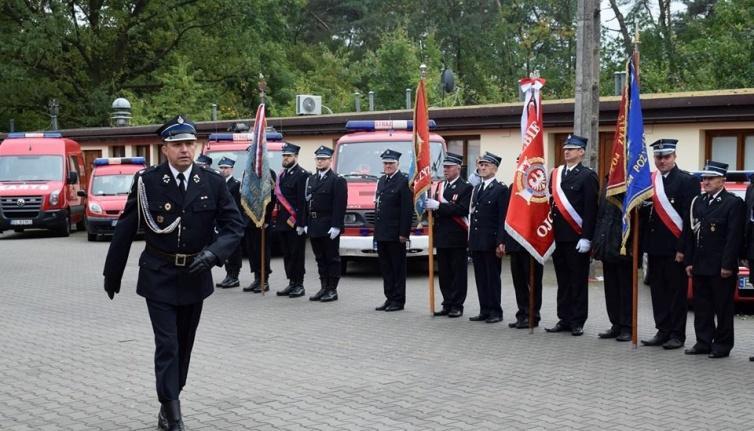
84,157 -> 146,241
333,120 -> 446,273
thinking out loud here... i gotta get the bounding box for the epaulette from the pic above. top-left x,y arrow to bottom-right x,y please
200,166 -> 223,177
138,165 -> 159,176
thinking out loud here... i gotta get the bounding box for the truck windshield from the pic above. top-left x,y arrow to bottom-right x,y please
205,150 -> 283,177
91,174 -> 134,196
0,155 -> 64,181
335,141 -> 444,180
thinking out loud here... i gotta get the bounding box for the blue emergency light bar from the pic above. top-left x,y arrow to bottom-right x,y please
344,120 -> 437,132
6,132 -> 63,139
93,157 -> 146,166
208,132 -> 284,142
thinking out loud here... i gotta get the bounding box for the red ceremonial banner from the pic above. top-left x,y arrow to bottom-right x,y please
412,79 -> 431,219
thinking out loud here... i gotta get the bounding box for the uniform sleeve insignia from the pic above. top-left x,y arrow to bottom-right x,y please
193,174 -> 200,183
162,174 -> 171,184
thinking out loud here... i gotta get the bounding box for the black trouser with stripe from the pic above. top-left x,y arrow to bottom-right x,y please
280,230 -> 306,283
377,241 -> 407,306
310,235 -> 341,280
603,259 -> 632,333
437,246 -> 468,311
692,274 -> 735,354
471,250 -> 502,319
245,223 -> 271,278
509,250 -> 543,322
648,254 -> 688,341
146,299 -> 203,402
552,242 -> 590,327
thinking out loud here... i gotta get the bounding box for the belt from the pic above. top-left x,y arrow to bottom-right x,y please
145,244 -> 200,267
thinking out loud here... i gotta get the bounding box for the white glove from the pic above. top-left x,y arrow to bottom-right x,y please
575,239 -> 591,253
328,227 -> 340,239
425,199 -> 440,210
304,226 -> 308,234
296,226 -> 306,236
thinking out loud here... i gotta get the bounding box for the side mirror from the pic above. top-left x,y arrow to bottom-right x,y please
67,171 -> 78,184
77,190 -> 87,198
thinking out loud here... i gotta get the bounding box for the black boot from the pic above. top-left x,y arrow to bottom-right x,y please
162,400 -> 185,431
320,277 -> 339,302
215,275 -> 232,288
277,281 -> 295,296
157,404 -> 168,430
288,281 -> 305,298
242,276 -> 259,292
217,270 -> 240,288
309,278 -> 327,301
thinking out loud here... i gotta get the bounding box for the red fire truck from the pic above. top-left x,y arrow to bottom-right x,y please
84,157 -> 146,241
333,120 -> 446,273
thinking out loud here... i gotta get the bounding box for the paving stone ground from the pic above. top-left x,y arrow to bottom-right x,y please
2,229 -> 754,430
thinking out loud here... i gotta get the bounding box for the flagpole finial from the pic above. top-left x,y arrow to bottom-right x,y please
419,64 -> 427,80
258,73 -> 267,104
530,69 -> 540,79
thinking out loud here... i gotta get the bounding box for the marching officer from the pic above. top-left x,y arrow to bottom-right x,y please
374,149 -> 413,312
546,134 -> 598,336
306,146 -> 348,302
242,169 -> 276,293
424,152 -> 472,318
273,143 -> 309,298
103,115 -> 244,430
640,139 -> 698,349
683,161 -> 745,358
468,152 -> 509,324
216,157 -> 243,288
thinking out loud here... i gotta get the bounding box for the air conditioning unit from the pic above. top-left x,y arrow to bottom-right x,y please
296,94 -> 322,115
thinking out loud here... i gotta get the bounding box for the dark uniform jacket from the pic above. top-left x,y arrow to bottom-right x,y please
433,177 -> 472,248
226,176 -> 241,210
273,164 -> 309,231
549,162 -> 599,242
306,169 -> 348,238
468,179 -> 509,252
641,166 -> 697,256
593,187 -> 632,262
374,171 -> 412,242
683,188 -> 745,276
103,162 -> 244,305
744,183 -> 754,260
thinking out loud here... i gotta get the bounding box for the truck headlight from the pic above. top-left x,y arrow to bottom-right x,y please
88,202 -> 103,214
50,190 -> 61,206
344,213 -> 358,225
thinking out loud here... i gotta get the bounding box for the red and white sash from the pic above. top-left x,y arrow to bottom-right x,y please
551,166 -> 583,235
651,171 -> 683,238
274,170 -> 297,228
433,181 -> 469,231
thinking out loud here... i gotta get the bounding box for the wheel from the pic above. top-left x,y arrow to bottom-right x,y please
56,214 -> 71,237
87,233 -> 97,242
340,258 -> 349,275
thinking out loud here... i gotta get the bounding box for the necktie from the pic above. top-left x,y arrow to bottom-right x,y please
563,168 -> 570,179
177,172 -> 186,197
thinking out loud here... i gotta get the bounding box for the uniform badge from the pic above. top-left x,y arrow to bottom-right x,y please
162,174 -> 171,184
450,184 -> 456,190
200,195 -> 208,200
193,174 -> 200,183
177,115 -> 184,124
164,202 -> 172,212
711,224 -> 716,232
452,194 -> 458,201
157,215 -> 164,223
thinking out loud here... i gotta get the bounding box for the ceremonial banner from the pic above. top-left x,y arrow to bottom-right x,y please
241,104 -> 272,228
504,77 -> 555,264
606,66 -> 629,208
620,60 -> 653,254
411,78 -> 432,220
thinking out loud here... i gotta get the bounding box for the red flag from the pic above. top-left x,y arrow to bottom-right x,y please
504,78 -> 555,264
606,70 -> 629,208
411,78 -> 431,219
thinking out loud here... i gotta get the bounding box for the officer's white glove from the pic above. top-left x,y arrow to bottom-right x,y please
425,199 -> 440,210
296,226 -> 306,236
304,226 -> 308,234
575,239 -> 591,253
328,227 -> 340,240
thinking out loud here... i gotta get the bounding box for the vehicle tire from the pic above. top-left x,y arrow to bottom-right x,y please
76,218 -> 86,231
87,233 -> 97,242
340,258 -> 349,275
56,214 -> 71,237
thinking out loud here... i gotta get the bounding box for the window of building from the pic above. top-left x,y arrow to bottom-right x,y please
134,145 -> 150,165
111,145 -> 126,157
443,136 -> 480,178
706,130 -> 754,170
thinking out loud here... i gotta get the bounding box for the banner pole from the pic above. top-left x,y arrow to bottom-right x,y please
631,207 -> 639,348
529,255 -> 536,334
260,226 -> 266,296
428,210 -> 435,315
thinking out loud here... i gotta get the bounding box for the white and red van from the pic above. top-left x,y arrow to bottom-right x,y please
333,120 -> 446,273
0,132 -> 87,236
84,157 -> 146,241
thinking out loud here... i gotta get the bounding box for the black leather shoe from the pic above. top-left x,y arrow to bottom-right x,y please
158,405 -> 168,430
598,327 -> 619,339
277,282 -> 294,296
616,332 -> 632,342
469,315 -> 489,322
749,356 -> 754,362
288,284 -> 305,298
375,301 -> 390,311
162,400 -> 185,431
215,275 -> 232,288
708,351 -> 730,359
309,289 -> 326,301
508,321 -> 520,328
319,289 -> 338,302
545,321 -> 570,333
219,277 -> 239,288
250,282 -> 269,293
485,316 -> 502,324
571,326 -> 584,336
434,309 -> 450,317
243,278 -> 268,292
384,304 -> 404,312
515,319 -> 535,329
641,334 -> 669,346
448,308 -> 462,318
662,338 -> 684,350
684,346 -> 711,355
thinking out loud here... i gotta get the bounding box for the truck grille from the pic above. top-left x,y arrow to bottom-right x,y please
1,195 -> 43,219
363,211 -> 419,227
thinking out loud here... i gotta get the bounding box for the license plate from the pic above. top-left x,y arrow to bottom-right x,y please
111,220 -> 118,227
739,277 -> 753,290
10,219 -> 32,226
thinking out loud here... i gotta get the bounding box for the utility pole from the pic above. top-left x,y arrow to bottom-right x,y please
574,0 -> 601,169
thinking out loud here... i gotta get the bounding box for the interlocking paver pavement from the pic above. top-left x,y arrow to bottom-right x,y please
2,230 -> 754,430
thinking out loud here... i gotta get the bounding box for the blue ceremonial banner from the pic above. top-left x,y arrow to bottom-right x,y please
241,104 -> 272,228
620,59 -> 653,254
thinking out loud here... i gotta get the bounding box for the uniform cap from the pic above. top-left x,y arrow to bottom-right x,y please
156,115 -> 197,142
